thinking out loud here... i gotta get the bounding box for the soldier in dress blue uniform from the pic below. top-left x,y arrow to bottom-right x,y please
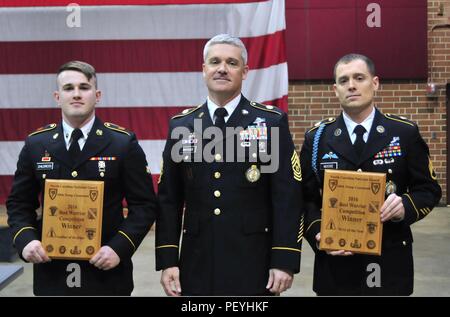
300,54 -> 442,295
155,34 -> 304,296
7,61 -> 157,295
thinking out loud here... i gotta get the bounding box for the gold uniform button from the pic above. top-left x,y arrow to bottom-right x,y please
71,171 -> 78,178
402,241 -> 407,246
264,227 -> 269,232
215,153 -> 222,161
183,229 -> 187,234
214,190 -> 221,198
214,172 -> 221,179
214,208 -> 221,216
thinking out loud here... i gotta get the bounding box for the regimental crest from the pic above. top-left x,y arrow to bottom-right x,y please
49,188 -> 57,200
89,190 -> 98,202
329,179 -> 338,191
371,182 -> 380,195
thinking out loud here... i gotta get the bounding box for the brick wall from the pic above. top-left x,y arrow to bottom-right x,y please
288,0 -> 450,204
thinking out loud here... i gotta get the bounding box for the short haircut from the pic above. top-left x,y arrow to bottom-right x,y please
203,34 -> 248,65
57,61 -> 97,87
333,53 -> 376,80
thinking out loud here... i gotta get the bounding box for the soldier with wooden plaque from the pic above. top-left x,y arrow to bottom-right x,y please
300,54 -> 441,295
7,61 -> 158,295
42,179 -> 104,260
320,170 -> 385,256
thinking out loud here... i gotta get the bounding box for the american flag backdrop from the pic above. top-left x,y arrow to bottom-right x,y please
0,0 -> 288,203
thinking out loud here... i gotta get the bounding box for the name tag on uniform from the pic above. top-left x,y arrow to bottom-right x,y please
36,162 -> 54,171
320,162 -> 338,170
182,145 -> 197,153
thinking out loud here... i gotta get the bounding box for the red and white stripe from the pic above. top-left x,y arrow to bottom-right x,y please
0,0 -> 288,202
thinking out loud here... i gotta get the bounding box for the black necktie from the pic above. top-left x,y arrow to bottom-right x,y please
353,125 -> 366,157
214,107 -> 228,131
69,128 -> 83,164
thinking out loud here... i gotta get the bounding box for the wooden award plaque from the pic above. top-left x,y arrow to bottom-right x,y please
42,179 -> 103,260
320,170 -> 385,255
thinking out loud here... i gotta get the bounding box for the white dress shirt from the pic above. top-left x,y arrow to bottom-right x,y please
342,107 -> 375,144
207,94 -> 241,124
62,115 -> 95,150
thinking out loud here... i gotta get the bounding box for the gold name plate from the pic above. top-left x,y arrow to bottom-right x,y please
320,170 -> 385,255
42,179 -> 104,260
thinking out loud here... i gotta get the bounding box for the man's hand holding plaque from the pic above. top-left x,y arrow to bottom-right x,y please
42,179 -> 104,260
319,170 -> 386,255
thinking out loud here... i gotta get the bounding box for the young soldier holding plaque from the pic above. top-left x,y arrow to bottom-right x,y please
7,61 -> 158,295
300,54 -> 441,295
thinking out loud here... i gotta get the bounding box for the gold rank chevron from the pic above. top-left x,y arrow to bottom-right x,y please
420,207 -> 431,216
291,150 -> 302,181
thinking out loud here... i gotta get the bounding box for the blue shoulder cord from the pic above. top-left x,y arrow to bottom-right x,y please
311,123 -> 326,186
